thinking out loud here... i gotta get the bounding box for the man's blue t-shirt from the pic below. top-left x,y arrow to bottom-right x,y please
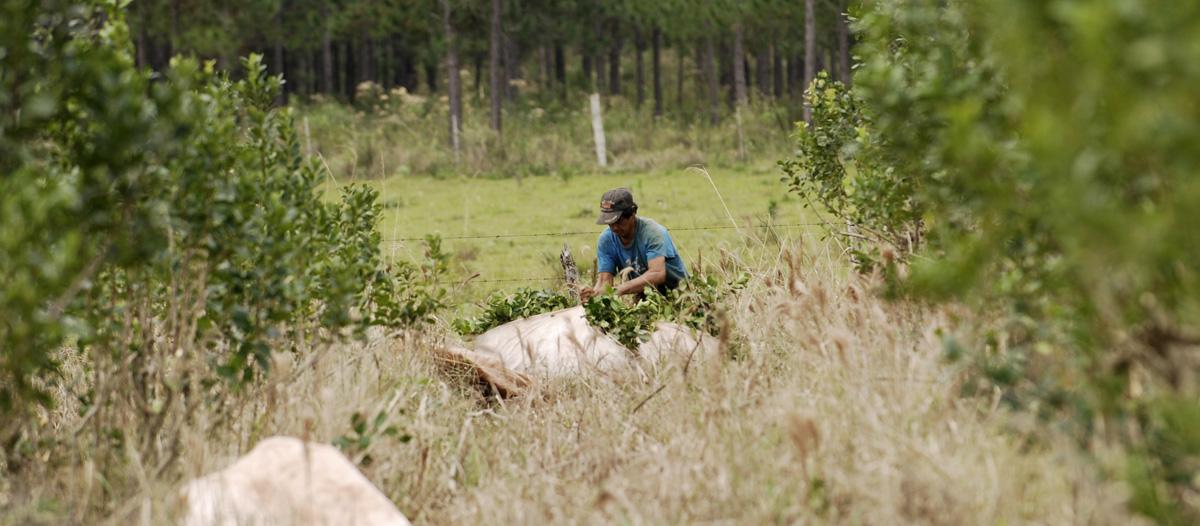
597,217 -> 688,290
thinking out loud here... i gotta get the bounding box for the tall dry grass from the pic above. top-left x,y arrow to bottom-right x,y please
2,240 -> 1138,524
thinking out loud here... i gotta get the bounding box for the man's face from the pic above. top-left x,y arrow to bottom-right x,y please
609,213 -> 636,238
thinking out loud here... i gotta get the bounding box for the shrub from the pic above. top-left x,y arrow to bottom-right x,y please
583,273 -> 749,350
779,72 -> 924,268
785,0 -> 1200,521
452,288 -> 574,335
0,0 -> 443,472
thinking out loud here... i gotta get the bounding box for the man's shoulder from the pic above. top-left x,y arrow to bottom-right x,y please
638,217 -> 668,232
637,217 -> 670,241
597,229 -> 616,248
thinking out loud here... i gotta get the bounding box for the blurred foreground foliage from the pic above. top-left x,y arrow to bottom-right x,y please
0,0 -> 443,470
784,0 -> 1200,521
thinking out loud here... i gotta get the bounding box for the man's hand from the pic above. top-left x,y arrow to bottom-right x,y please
578,285 -> 599,303
581,273 -> 615,303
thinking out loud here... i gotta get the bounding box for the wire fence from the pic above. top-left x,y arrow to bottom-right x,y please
382,221 -> 839,244
389,220 -> 844,286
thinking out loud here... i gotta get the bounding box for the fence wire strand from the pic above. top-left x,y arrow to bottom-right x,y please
383,221 -> 837,244
391,221 -> 842,285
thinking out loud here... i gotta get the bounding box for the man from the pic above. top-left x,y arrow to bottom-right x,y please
579,188 -> 688,302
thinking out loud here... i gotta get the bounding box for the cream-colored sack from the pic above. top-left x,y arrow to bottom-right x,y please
182,436 -> 410,526
438,306 -> 717,394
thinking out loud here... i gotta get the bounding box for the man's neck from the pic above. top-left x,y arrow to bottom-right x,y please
618,218 -> 637,245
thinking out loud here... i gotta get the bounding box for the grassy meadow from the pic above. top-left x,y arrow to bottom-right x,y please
350,165 -> 827,302
9,235 -> 1136,525
2,99 -> 1138,526
310,96 -> 823,305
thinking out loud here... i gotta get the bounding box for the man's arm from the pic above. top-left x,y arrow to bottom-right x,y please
579,272 -> 614,302
616,256 -> 666,296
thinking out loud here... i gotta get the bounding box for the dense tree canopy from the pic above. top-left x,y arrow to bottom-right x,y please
126,0 -> 852,120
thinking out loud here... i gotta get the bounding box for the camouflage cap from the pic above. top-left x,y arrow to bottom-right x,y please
595,187 -> 637,225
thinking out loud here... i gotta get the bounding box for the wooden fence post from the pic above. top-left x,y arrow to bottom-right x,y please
590,93 -> 607,167
561,243 -> 580,301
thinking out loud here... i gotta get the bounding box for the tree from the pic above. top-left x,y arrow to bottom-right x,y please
786,0 -> 1200,521
732,21 -> 747,106
634,25 -> 645,108
442,0 -> 462,158
652,26 -> 663,116
489,0 -> 502,132
803,0 -> 816,122
702,34 -> 720,125
608,19 -> 622,95
835,0 -> 851,85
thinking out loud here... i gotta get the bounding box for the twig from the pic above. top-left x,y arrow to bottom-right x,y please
630,384 -> 667,414
47,243 -> 109,319
316,151 -> 338,185
688,166 -> 743,236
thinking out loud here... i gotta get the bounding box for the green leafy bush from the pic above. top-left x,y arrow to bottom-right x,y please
0,0 -> 443,468
584,274 -> 749,350
453,288 -> 574,335
779,72 -> 924,268
786,0 -> 1200,521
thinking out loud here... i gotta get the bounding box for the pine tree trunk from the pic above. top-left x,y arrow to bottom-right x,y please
322,25 -> 334,94
595,51 -> 606,94
303,50 -> 311,95
306,50 -> 315,95
634,26 -> 645,108
804,0 -> 816,122
554,43 -> 566,87
379,40 -> 391,89
272,41 -> 284,78
732,23 -> 747,107
474,54 -> 484,99
652,27 -> 663,117
773,45 -> 783,98
718,39 -> 732,107
503,33 -> 520,100
340,40 -> 351,97
608,21 -> 622,96
343,42 -> 352,97
273,43 -> 285,103
789,52 -> 801,98
135,0 -> 148,68
582,50 -> 593,89
391,36 -> 403,87
169,0 -> 180,58
703,36 -> 720,125
837,0 -> 852,85
425,60 -> 438,93
441,0 -> 462,159
359,36 -> 372,84
677,43 -> 686,110
756,48 -> 770,99
489,0 -> 503,132
352,40 -> 361,95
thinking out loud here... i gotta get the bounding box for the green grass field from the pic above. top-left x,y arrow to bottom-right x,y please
340,165 -> 829,305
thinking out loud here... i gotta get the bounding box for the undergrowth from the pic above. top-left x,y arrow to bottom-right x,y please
453,273 -> 749,350
300,87 -> 793,180
451,288 -> 574,335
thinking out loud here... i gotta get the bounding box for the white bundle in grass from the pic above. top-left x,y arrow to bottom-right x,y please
438,306 -> 717,395
182,436 -> 410,526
